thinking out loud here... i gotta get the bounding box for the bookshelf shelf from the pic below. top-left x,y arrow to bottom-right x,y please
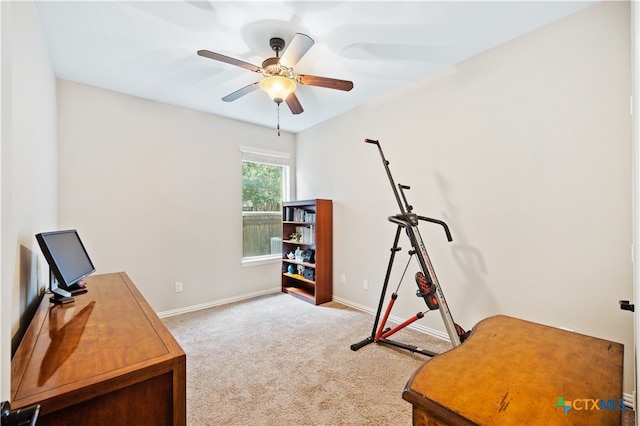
283,259 -> 316,269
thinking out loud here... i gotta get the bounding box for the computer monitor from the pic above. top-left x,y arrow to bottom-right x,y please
35,229 -> 96,304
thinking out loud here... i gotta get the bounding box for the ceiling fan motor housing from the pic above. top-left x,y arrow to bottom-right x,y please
263,37 -> 292,77
262,57 -> 281,74
269,37 -> 285,54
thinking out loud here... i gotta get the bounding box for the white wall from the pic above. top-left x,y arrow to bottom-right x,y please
633,0 -> 639,415
1,0 -> 9,403
297,1 -> 634,393
57,80 -> 295,313
1,1 -> 57,400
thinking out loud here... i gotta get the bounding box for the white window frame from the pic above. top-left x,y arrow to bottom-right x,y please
239,146 -> 291,267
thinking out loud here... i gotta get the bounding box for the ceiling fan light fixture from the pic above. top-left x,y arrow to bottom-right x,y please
259,76 -> 296,104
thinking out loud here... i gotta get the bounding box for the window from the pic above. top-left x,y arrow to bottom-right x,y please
240,146 -> 290,264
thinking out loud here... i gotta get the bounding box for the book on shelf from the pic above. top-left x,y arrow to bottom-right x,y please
295,226 -> 314,244
285,207 -> 316,223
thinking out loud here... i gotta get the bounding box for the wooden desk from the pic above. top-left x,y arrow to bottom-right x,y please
11,272 -> 186,425
403,315 -> 623,426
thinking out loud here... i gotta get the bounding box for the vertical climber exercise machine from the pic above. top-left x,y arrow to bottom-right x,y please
351,138 -> 468,356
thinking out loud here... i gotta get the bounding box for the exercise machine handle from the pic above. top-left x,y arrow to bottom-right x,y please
418,216 -> 453,242
398,184 -> 413,212
399,183 -> 452,241
389,214 -> 453,243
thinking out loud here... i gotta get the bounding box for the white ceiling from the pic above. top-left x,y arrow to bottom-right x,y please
35,1 -> 596,134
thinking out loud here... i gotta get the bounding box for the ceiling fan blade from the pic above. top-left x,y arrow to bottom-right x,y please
279,33 -> 314,68
297,75 -> 354,92
285,93 -> 304,115
197,50 -> 260,73
222,82 -> 260,102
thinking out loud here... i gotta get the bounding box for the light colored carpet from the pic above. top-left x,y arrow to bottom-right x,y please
162,293 -> 452,426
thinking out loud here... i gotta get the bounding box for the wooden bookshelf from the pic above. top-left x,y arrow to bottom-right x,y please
281,199 -> 332,305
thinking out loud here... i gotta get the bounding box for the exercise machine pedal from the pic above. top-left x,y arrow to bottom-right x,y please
415,272 -> 439,310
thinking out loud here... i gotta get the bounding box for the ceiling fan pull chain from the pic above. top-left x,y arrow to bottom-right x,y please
277,103 -> 281,137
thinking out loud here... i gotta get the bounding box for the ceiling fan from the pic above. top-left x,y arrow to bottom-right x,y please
197,33 -> 354,116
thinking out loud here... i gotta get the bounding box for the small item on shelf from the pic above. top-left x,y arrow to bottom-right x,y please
303,268 -> 315,281
287,264 -> 295,274
303,249 -> 315,263
287,251 -> 295,260
290,232 -> 302,242
294,247 -> 304,262
297,265 -> 305,275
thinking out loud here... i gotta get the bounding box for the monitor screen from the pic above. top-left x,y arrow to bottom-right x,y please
36,229 -> 96,288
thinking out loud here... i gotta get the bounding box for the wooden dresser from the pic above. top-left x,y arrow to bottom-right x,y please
403,315 -> 623,426
11,272 -> 186,425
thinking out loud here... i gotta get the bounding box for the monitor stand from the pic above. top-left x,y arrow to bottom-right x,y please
67,287 -> 88,296
49,270 -> 74,305
50,288 -> 74,305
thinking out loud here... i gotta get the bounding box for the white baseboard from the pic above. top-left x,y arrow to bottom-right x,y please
156,287 -> 281,318
332,295 -> 451,342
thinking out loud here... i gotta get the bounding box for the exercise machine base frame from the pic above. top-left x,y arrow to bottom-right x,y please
351,336 -> 439,357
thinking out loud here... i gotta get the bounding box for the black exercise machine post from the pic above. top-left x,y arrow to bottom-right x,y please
351,138 -> 466,355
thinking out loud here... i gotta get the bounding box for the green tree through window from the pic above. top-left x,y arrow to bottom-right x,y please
242,160 -> 286,258
242,161 -> 283,212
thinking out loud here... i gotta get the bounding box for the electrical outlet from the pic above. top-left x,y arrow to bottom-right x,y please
340,274 -> 347,285
363,280 -> 368,290
174,282 -> 183,293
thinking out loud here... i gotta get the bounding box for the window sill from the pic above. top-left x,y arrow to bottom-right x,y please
241,255 -> 281,267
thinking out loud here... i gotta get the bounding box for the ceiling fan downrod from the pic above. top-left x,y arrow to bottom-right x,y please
277,103 -> 281,137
